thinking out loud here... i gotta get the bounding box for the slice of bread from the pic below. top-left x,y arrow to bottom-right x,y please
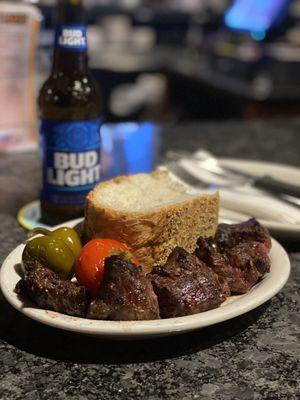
82,169 -> 219,274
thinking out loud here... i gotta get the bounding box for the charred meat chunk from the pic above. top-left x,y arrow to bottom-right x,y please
226,242 -> 271,277
195,236 -> 243,293
225,241 -> 270,293
16,266 -> 88,317
88,256 -> 160,321
216,218 -> 272,252
148,247 -> 227,319
195,234 -> 271,295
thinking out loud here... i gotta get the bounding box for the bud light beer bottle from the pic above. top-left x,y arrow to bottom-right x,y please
39,0 -> 102,224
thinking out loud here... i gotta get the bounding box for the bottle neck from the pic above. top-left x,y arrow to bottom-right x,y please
52,51 -> 88,74
52,0 -> 88,74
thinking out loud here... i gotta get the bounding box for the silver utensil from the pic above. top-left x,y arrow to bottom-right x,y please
167,162 -> 229,190
167,163 -> 251,224
166,150 -> 300,209
193,150 -> 300,199
167,161 -> 299,224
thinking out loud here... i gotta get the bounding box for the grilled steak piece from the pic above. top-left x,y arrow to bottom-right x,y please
216,218 -> 272,252
226,242 -> 271,277
16,266 -> 88,317
88,256 -> 160,321
148,247 -> 228,319
195,237 -> 243,293
195,234 -> 271,294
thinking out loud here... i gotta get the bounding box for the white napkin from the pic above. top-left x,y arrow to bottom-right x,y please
176,159 -> 300,225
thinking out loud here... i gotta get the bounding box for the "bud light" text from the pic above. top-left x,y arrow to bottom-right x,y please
47,151 -> 100,187
56,25 -> 87,50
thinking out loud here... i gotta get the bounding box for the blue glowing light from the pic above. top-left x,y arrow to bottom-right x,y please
224,0 -> 290,33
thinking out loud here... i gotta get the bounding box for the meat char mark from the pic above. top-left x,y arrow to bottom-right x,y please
148,247 -> 228,319
88,256 -> 160,321
16,265 -> 88,317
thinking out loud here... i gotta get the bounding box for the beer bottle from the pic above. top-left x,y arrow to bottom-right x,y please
39,0 -> 102,224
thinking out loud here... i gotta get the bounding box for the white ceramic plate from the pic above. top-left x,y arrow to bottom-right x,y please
0,219 -> 290,340
220,159 -> 300,239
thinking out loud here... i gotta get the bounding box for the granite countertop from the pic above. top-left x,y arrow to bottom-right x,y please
0,119 -> 299,400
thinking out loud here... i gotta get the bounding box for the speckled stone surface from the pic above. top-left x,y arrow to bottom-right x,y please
0,119 -> 299,400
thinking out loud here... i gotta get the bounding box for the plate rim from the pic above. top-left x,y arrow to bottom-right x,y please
0,218 -> 291,338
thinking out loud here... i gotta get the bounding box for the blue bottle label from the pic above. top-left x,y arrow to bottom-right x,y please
55,25 -> 87,52
40,119 -> 101,205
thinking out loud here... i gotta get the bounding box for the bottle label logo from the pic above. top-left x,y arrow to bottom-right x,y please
40,119 -> 101,205
55,25 -> 87,51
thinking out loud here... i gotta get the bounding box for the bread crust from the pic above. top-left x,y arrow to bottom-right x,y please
82,172 -> 219,274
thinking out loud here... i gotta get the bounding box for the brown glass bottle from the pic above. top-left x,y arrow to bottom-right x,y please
39,0 -> 102,225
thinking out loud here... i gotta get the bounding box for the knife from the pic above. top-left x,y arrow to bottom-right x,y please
189,149 -> 300,199
217,165 -> 300,199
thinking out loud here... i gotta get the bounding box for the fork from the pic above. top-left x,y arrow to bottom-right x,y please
166,151 -> 300,210
167,162 -> 221,190
167,161 -> 299,224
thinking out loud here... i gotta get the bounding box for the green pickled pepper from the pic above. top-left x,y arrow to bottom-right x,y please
47,227 -> 82,258
21,227 -> 82,279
